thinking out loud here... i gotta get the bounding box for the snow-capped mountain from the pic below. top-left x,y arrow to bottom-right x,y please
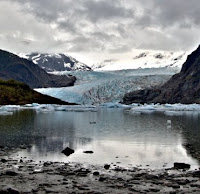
19,53 -> 92,72
92,50 -> 187,71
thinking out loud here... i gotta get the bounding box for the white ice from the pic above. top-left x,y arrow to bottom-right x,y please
36,68 -> 173,105
128,103 -> 200,116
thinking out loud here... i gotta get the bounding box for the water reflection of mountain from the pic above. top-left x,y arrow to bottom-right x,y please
0,110 -> 92,157
175,113 -> 200,162
0,109 -> 199,167
0,110 -> 38,147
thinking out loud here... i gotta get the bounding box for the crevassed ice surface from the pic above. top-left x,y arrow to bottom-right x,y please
36,68 -> 176,105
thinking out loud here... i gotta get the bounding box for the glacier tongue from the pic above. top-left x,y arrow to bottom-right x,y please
36,68 -> 174,105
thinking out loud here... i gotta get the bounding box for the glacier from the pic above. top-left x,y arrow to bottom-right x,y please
36,68 -> 176,105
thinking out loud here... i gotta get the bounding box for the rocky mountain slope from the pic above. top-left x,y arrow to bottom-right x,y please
0,79 -> 75,105
0,49 -> 76,88
19,53 -> 92,72
123,46 -> 200,104
92,50 -> 187,71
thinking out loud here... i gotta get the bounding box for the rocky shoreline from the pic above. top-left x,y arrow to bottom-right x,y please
0,146 -> 200,194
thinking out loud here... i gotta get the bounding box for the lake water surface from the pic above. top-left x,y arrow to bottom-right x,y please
0,108 -> 199,169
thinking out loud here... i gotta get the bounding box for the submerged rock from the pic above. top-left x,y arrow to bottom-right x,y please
83,151 -> 94,154
61,147 -> 75,156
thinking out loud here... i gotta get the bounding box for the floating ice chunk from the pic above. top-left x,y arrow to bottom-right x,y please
23,103 -> 40,108
36,105 -> 55,113
127,103 -> 200,116
164,111 -> 184,116
53,105 -> 98,112
54,106 -> 67,111
163,103 -> 200,111
99,102 -> 131,108
2,105 -> 20,111
129,111 -> 141,115
0,111 -> 13,116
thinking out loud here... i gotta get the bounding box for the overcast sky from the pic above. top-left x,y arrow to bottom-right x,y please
1,0 -> 200,64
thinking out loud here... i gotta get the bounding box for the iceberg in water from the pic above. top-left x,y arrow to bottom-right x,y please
128,103 -> 200,115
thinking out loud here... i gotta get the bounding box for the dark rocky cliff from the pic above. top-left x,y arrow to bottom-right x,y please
123,45 -> 200,104
0,49 -> 76,88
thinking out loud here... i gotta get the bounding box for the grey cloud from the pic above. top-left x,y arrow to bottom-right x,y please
135,0 -> 200,29
82,0 -> 134,22
1,0 -> 200,56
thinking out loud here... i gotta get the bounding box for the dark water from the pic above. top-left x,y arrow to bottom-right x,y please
0,109 -> 199,169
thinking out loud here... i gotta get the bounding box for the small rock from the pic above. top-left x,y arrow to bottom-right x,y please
176,179 -> 190,185
99,176 -> 107,182
93,171 -> 100,176
90,122 -> 96,124
61,147 -> 75,156
190,182 -> 200,188
174,162 -> 190,169
5,171 -> 18,176
104,164 -> 110,170
145,174 -> 159,180
83,151 -> 93,154
149,188 -> 160,192
6,188 -> 20,194
193,170 -> 200,177
165,183 -> 180,189
19,144 -> 27,149
1,158 -> 7,163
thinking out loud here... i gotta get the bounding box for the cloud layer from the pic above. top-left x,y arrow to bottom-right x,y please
1,0 -> 200,63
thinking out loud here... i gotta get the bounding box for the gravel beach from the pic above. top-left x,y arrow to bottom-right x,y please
0,146 -> 200,194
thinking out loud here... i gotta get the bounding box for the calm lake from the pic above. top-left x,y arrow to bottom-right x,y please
0,108 -> 199,169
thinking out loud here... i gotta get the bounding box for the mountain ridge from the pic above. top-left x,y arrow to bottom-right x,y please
19,52 -> 92,72
0,49 -> 76,88
123,45 -> 200,104
92,50 -> 187,71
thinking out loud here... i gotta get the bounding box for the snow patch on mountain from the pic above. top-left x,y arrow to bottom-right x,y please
18,52 -> 92,72
92,50 -> 187,71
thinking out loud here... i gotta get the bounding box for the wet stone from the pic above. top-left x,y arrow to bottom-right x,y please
104,164 -> 110,170
83,151 -> 94,154
1,187 -> 20,194
192,171 -> 200,177
5,171 -> 18,176
176,179 -> 190,185
61,147 -> 75,156
1,159 -> 7,163
93,171 -> 100,176
149,188 -> 160,192
99,176 -> 107,182
174,162 -> 191,169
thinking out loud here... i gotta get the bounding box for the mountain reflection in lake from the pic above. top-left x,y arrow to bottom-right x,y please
0,109 -> 199,169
